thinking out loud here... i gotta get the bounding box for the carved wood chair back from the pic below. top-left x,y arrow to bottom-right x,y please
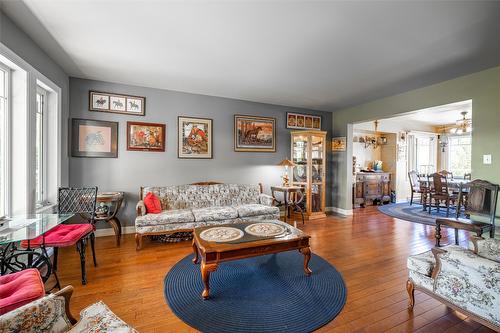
457,179 -> 499,225
439,170 -> 454,180
429,173 -> 449,197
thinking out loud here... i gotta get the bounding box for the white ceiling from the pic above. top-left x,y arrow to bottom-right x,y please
2,1 -> 500,111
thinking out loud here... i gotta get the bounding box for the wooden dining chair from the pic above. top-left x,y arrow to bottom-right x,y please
439,170 -> 454,180
435,179 -> 499,246
408,170 -> 424,205
464,173 -> 472,180
428,173 -> 458,217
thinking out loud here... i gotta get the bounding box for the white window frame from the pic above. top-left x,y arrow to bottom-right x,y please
0,42 -> 63,215
447,134 -> 472,179
0,62 -> 11,218
35,86 -> 49,208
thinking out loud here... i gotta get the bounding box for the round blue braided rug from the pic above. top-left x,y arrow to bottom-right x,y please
164,251 -> 346,333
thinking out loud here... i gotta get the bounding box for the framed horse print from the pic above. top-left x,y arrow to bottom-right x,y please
178,116 -> 213,159
89,91 -> 145,116
234,115 -> 276,152
71,118 -> 118,157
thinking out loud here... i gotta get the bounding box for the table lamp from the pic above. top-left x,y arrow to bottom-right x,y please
277,159 -> 295,187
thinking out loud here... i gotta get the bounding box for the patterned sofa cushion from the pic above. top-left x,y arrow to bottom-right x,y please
192,206 -> 239,222
135,209 -> 194,227
69,301 -> 137,333
407,250 -> 435,277
236,204 -> 280,218
142,184 -> 261,210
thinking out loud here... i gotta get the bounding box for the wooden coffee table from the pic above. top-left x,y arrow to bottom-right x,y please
192,221 -> 312,299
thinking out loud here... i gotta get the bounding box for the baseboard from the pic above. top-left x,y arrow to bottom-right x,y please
94,226 -> 135,237
326,206 -> 353,216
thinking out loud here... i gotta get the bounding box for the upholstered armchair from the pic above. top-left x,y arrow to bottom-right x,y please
0,286 -> 137,333
407,237 -> 500,331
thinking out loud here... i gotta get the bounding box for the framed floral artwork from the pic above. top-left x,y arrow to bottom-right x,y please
234,115 -> 276,152
178,116 -> 213,159
127,121 -> 166,152
89,91 -> 145,116
71,118 -> 118,158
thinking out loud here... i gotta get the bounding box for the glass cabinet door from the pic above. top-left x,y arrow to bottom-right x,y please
292,135 -> 308,184
311,134 -> 324,213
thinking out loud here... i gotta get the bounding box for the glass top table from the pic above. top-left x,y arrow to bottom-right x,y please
0,214 -> 74,245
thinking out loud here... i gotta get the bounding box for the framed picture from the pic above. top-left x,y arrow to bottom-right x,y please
71,118 -> 118,158
178,116 -> 213,159
127,121 -> 166,152
89,91 -> 145,116
234,115 -> 276,152
286,112 -> 321,130
332,137 -> 346,152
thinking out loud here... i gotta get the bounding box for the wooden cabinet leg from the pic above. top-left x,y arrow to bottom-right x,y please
299,247 -> 312,276
192,239 -> 199,264
407,279 -> 415,309
201,262 -> 218,300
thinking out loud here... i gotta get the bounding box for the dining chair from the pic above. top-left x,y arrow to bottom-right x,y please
21,187 -> 98,287
439,170 -> 454,180
435,179 -> 499,246
464,173 -> 472,180
428,173 -> 458,217
408,171 -> 424,205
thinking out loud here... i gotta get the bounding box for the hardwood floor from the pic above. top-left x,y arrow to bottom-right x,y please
55,206 -> 494,332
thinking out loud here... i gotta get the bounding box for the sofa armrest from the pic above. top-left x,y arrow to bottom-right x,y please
259,193 -> 274,206
136,200 -> 146,216
0,286 -> 75,332
471,236 -> 500,262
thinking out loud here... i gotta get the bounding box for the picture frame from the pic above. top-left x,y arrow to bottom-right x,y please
287,112 -> 321,130
89,90 -> 145,116
71,118 -> 118,158
178,116 -> 213,159
332,137 -> 347,152
234,115 -> 276,152
127,121 -> 166,152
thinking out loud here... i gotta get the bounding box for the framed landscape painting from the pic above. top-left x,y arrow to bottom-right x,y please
178,116 -> 213,159
234,115 -> 276,152
71,118 -> 118,157
89,91 -> 145,116
127,121 -> 166,152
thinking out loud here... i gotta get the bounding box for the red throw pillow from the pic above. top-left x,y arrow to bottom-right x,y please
144,192 -> 162,214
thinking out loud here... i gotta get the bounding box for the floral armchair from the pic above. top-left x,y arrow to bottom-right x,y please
407,237 -> 500,331
0,286 -> 137,333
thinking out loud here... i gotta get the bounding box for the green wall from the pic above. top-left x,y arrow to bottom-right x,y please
332,65 -> 500,212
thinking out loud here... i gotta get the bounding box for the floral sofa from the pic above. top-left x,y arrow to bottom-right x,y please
406,237 -> 500,331
0,286 -> 137,333
135,183 -> 279,249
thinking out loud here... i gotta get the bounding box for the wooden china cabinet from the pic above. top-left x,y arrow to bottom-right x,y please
291,130 -> 327,220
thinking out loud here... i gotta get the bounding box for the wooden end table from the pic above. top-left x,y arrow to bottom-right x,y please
94,192 -> 124,246
192,221 -> 312,299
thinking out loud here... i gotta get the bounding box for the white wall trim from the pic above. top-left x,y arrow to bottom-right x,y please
95,225 -> 135,238
326,206 -> 354,216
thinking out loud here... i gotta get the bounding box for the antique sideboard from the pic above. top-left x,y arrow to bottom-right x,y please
353,172 -> 391,207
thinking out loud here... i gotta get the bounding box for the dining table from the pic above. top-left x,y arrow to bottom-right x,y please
419,178 -> 470,212
0,213 -> 74,282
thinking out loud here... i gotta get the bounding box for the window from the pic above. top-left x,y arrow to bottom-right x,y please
408,133 -> 437,175
448,135 -> 471,178
0,65 -> 8,217
35,87 -> 47,207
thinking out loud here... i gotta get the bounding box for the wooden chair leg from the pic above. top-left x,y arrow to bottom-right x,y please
406,279 -> 415,309
135,233 -> 143,250
435,223 -> 441,247
53,247 -> 59,272
76,239 -> 87,285
454,228 -> 459,245
446,200 -> 450,217
410,192 -> 414,205
90,232 -> 97,267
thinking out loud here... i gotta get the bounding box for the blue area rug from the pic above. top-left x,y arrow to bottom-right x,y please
378,202 -> 454,226
164,252 -> 347,333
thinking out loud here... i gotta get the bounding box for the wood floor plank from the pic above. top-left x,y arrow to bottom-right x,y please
53,206 -> 494,332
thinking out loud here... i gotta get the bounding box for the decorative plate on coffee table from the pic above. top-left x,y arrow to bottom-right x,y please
244,223 -> 287,237
199,227 -> 244,242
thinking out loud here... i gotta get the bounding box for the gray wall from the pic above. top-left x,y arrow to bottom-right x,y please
0,11 -> 70,185
69,78 -> 332,228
